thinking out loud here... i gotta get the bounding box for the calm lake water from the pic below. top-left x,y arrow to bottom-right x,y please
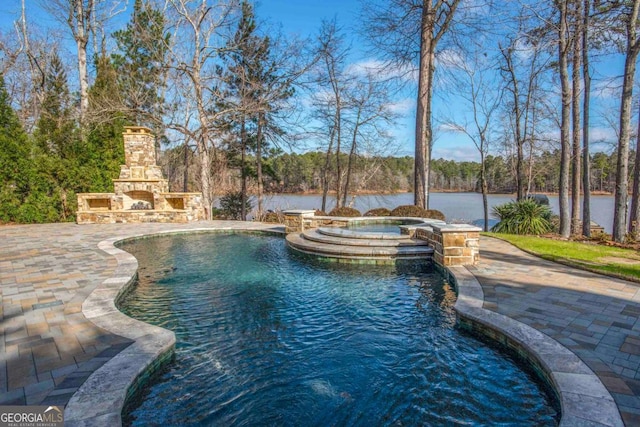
258,193 -> 616,233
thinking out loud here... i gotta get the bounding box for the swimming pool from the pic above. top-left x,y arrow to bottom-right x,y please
119,233 -> 558,425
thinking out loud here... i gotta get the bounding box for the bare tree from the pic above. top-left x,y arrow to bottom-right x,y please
582,0 -> 592,237
631,102 -> 640,239
341,67 -> 398,207
311,20 -> 350,211
570,0 -> 582,235
163,0 -> 238,219
39,0 -> 95,122
38,0 -> 127,125
613,0 -> 640,242
556,0 -> 572,238
440,47 -> 503,231
500,32 -> 550,201
361,0 -> 461,209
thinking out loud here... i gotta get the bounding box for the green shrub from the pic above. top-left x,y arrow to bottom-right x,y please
328,206 -> 361,217
491,199 -> 552,235
364,208 -> 391,217
219,191 -> 253,220
210,207 -> 224,219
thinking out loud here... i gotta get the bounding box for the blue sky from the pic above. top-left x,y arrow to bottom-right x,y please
257,0 -> 419,157
0,0 -> 628,160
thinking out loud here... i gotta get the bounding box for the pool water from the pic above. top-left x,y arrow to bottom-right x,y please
346,219 -> 423,234
346,223 -> 403,233
120,233 -> 558,426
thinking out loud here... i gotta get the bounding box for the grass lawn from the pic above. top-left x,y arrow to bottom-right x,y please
484,233 -> 640,282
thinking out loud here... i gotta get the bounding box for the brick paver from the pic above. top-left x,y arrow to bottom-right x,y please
1,224 -> 638,425
0,222 -> 281,408
470,236 -> 640,426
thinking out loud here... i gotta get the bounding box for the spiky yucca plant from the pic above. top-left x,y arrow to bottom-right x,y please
491,199 -> 552,235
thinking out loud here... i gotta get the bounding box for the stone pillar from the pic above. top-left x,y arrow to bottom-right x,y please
123,126 -> 156,168
283,210 -> 316,233
415,224 -> 481,266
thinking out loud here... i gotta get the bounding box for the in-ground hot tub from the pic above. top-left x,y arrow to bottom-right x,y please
343,218 -> 426,234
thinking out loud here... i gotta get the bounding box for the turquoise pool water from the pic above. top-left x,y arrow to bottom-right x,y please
120,233 -> 558,426
346,223 -> 403,233
345,219 -> 423,234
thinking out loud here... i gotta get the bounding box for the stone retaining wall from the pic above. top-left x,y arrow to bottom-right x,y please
76,210 -> 198,224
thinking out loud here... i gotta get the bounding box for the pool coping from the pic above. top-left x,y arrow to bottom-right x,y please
64,227 -> 623,426
446,265 -> 624,427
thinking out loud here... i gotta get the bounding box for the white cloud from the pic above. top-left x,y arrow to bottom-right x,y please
346,59 -> 385,75
592,77 -> 621,100
589,126 -> 617,143
436,49 -> 466,69
432,145 -> 481,162
346,58 -> 417,83
437,123 -> 466,133
388,98 -> 415,114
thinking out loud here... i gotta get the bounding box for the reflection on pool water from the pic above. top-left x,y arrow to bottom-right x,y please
120,233 -> 558,426
345,219 -> 424,234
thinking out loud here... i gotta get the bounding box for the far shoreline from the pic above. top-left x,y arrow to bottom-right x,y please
258,190 -> 615,197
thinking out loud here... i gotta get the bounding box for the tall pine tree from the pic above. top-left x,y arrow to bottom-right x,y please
33,53 -> 77,158
0,75 -> 33,222
218,1 -> 294,218
112,0 -> 169,128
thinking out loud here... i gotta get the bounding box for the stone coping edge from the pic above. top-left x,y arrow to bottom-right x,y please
445,265 -> 624,427
64,227 -> 285,427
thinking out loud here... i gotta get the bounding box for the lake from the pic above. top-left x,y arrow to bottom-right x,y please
258,192 -> 616,233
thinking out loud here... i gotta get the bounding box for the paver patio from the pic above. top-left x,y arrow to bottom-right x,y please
1,222 -> 638,425
469,236 -> 640,425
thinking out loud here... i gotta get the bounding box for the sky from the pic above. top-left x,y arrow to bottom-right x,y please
0,0 -> 628,161
256,0 -> 422,158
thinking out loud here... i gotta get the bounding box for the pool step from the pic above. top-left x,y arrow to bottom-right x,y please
286,231 -> 434,263
303,229 -> 429,247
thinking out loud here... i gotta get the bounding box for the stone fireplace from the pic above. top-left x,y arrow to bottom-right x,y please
76,126 -> 205,224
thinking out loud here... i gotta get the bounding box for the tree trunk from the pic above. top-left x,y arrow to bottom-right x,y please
321,128 -> 335,212
199,143 -> 212,220
571,8 -> 582,235
256,113 -> 264,219
74,0 -> 91,122
613,0 -> 640,242
342,113 -> 360,208
414,3 -> 433,209
481,153 -> 489,232
334,107 -> 342,209
240,118 -> 247,221
183,140 -> 189,192
582,0 -> 592,237
558,0 -> 572,238
516,122 -> 525,200
629,102 -> 640,239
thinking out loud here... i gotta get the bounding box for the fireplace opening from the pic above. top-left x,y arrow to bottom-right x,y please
124,191 -> 154,210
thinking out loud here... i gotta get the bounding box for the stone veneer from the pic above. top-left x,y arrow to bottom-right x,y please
414,223 -> 480,266
76,127 -> 205,224
283,210 -> 480,267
